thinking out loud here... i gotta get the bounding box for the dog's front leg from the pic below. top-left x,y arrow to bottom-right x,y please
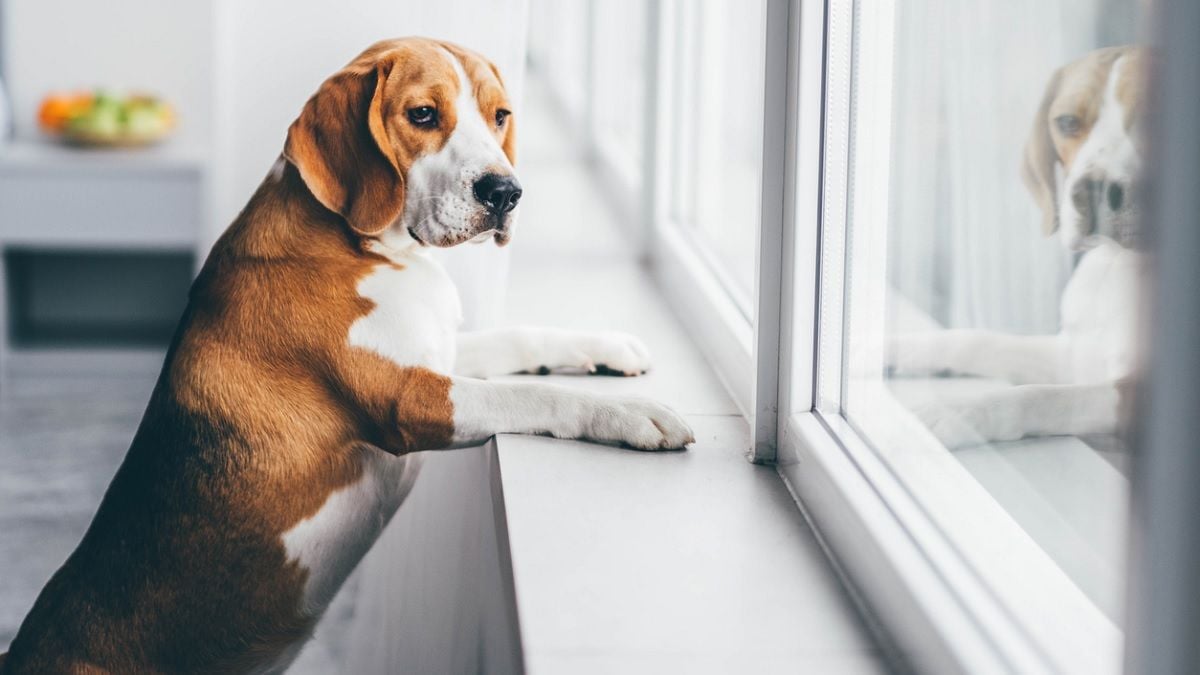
455,326 -> 651,378
445,377 -> 694,450
912,381 -> 1122,449
889,330 -> 1068,385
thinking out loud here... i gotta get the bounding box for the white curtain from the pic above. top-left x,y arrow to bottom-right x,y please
888,0 -> 1139,334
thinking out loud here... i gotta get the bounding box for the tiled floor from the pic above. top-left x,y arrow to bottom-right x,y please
0,78 -> 889,673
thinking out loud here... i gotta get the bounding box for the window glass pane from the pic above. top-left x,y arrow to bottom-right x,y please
591,0 -> 649,182
667,0 -> 766,312
829,0 -> 1146,642
527,0 -> 590,119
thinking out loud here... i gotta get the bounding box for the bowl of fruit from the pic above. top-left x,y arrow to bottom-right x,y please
38,91 -> 175,147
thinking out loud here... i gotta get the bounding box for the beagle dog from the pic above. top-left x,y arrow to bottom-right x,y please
889,46 -> 1146,449
1,38 -> 693,674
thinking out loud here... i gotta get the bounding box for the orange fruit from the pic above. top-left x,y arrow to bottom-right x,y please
38,92 -> 94,132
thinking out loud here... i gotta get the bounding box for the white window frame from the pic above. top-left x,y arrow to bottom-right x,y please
648,0 -> 764,418
772,1 -> 1122,673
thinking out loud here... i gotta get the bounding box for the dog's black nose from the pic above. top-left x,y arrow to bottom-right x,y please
473,174 -> 523,215
1107,182 -> 1124,211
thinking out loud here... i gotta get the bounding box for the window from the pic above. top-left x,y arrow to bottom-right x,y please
526,1 -> 770,414
664,0 -> 767,312
645,0 -> 770,413
590,0 -> 650,188
530,0 -> 1178,670
785,0 -> 1146,670
526,0 -> 590,122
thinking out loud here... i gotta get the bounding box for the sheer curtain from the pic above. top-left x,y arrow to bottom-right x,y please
888,0 -> 1139,334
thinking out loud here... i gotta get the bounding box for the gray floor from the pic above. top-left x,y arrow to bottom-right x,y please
0,370 -> 158,647
0,361 -> 358,666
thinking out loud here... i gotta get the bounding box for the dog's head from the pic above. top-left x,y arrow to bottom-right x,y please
284,37 -> 520,248
1023,46 -> 1144,251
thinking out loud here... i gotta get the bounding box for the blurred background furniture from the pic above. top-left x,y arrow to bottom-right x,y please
0,140 -> 205,373
0,0 -> 215,375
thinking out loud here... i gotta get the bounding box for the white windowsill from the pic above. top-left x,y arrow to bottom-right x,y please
482,78 -> 886,672
488,281 -> 883,671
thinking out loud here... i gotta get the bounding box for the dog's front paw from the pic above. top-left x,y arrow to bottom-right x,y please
886,333 -> 950,378
549,331 -> 651,377
587,397 -> 694,450
910,395 -> 1022,450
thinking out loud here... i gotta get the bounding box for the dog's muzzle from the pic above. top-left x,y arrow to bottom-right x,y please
472,173 -> 521,246
1069,171 -> 1141,249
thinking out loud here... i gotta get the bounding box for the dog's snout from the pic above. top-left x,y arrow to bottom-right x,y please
1071,177 -> 1101,229
473,174 -> 523,215
1071,173 -> 1131,235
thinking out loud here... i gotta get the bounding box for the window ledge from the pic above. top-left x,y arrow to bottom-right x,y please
493,419 -> 884,673
487,86 -> 884,671
489,249 -> 882,672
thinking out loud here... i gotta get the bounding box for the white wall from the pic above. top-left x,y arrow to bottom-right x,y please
2,0 -> 216,147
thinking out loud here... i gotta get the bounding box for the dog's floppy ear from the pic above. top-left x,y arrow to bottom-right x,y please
501,105 -> 517,167
284,60 -> 403,237
1022,68 -> 1063,235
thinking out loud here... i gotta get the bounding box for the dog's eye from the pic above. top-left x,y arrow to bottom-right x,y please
1055,114 -> 1083,136
407,106 -> 438,128
495,109 -> 511,128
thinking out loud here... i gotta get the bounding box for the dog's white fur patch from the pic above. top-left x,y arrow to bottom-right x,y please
347,242 -> 462,373
1059,238 -> 1143,382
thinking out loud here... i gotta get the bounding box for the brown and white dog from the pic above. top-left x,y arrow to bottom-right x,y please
889,46 -> 1146,448
0,38 -> 693,674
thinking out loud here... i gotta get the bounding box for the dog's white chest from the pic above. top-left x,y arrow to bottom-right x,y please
347,246 -> 462,372
1060,243 -> 1144,380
